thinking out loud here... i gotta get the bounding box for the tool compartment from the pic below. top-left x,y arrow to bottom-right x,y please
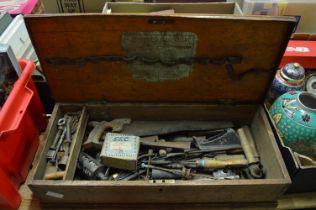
25,13 -> 295,207
30,103 -> 290,206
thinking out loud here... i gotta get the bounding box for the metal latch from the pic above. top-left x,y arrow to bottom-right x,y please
45,55 -> 272,81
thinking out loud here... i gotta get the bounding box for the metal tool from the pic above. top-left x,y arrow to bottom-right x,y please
46,117 -> 67,163
141,163 -> 192,180
58,116 -> 73,170
160,163 -> 184,169
159,149 -> 167,157
78,152 -> 108,180
120,170 -> 146,181
146,149 -> 153,179
193,128 -> 241,151
151,169 -> 182,179
140,136 -> 191,150
50,118 -> 67,149
122,121 -> 234,136
83,118 -> 131,151
212,169 -> 240,180
183,156 -> 248,169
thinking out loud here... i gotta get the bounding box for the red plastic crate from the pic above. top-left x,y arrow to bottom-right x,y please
0,59 -> 47,209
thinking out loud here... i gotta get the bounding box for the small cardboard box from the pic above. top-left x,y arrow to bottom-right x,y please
42,0 -> 110,13
25,13 -> 295,208
102,2 -> 243,15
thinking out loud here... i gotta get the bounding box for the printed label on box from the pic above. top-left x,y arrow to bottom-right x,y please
251,0 -> 287,16
110,141 -> 133,151
57,0 -> 85,13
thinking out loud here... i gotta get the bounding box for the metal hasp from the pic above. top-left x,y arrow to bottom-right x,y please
45,55 -> 271,81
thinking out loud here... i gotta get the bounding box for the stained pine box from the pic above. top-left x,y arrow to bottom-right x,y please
25,14 -> 295,208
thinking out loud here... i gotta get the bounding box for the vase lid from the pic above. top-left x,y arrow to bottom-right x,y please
281,62 -> 305,82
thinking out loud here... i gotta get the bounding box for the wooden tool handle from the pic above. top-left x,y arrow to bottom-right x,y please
237,127 -> 257,164
44,171 -> 65,180
199,158 -> 248,169
242,126 -> 260,161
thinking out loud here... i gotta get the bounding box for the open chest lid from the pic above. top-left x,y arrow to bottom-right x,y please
25,14 -> 295,104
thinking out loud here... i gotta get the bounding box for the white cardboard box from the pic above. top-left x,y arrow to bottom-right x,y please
0,15 -> 37,75
103,2 -> 243,15
233,0 -> 316,35
42,0 -> 142,13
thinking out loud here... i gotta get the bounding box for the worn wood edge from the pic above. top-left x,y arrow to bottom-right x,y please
106,2 -> 236,6
59,102 -> 259,106
252,107 -> 286,178
28,104 -> 61,181
24,13 -> 296,23
40,202 -> 277,210
257,106 -> 291,184
29,178 -> 289,187
64,107 -> 89,180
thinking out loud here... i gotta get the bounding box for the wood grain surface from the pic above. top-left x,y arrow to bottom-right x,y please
25,14 -> 295,103
17,182 -> 316,210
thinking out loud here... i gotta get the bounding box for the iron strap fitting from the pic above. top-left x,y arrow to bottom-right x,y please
46,55 -> 272,81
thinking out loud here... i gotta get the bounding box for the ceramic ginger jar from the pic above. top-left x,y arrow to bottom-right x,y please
269,63 -> 305,101
269,91 -> 316,159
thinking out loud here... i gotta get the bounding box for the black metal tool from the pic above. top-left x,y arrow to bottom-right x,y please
46,117 -> 67,164
77,152 -> 108,180
193,128 -> 241,151
141,163 -> 192,180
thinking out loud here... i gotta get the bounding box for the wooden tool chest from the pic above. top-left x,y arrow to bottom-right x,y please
25,14 -> 296,208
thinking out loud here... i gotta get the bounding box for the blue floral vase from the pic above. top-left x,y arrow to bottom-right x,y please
269,91 -> 316,159
268,63 -> 305,102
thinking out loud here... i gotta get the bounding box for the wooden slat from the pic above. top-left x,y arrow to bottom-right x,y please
25,14 -> 295,103
32,104 -> 62,180
250,107 -> 291,180
29,179 -> 287,204
64,107 -> 89,180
